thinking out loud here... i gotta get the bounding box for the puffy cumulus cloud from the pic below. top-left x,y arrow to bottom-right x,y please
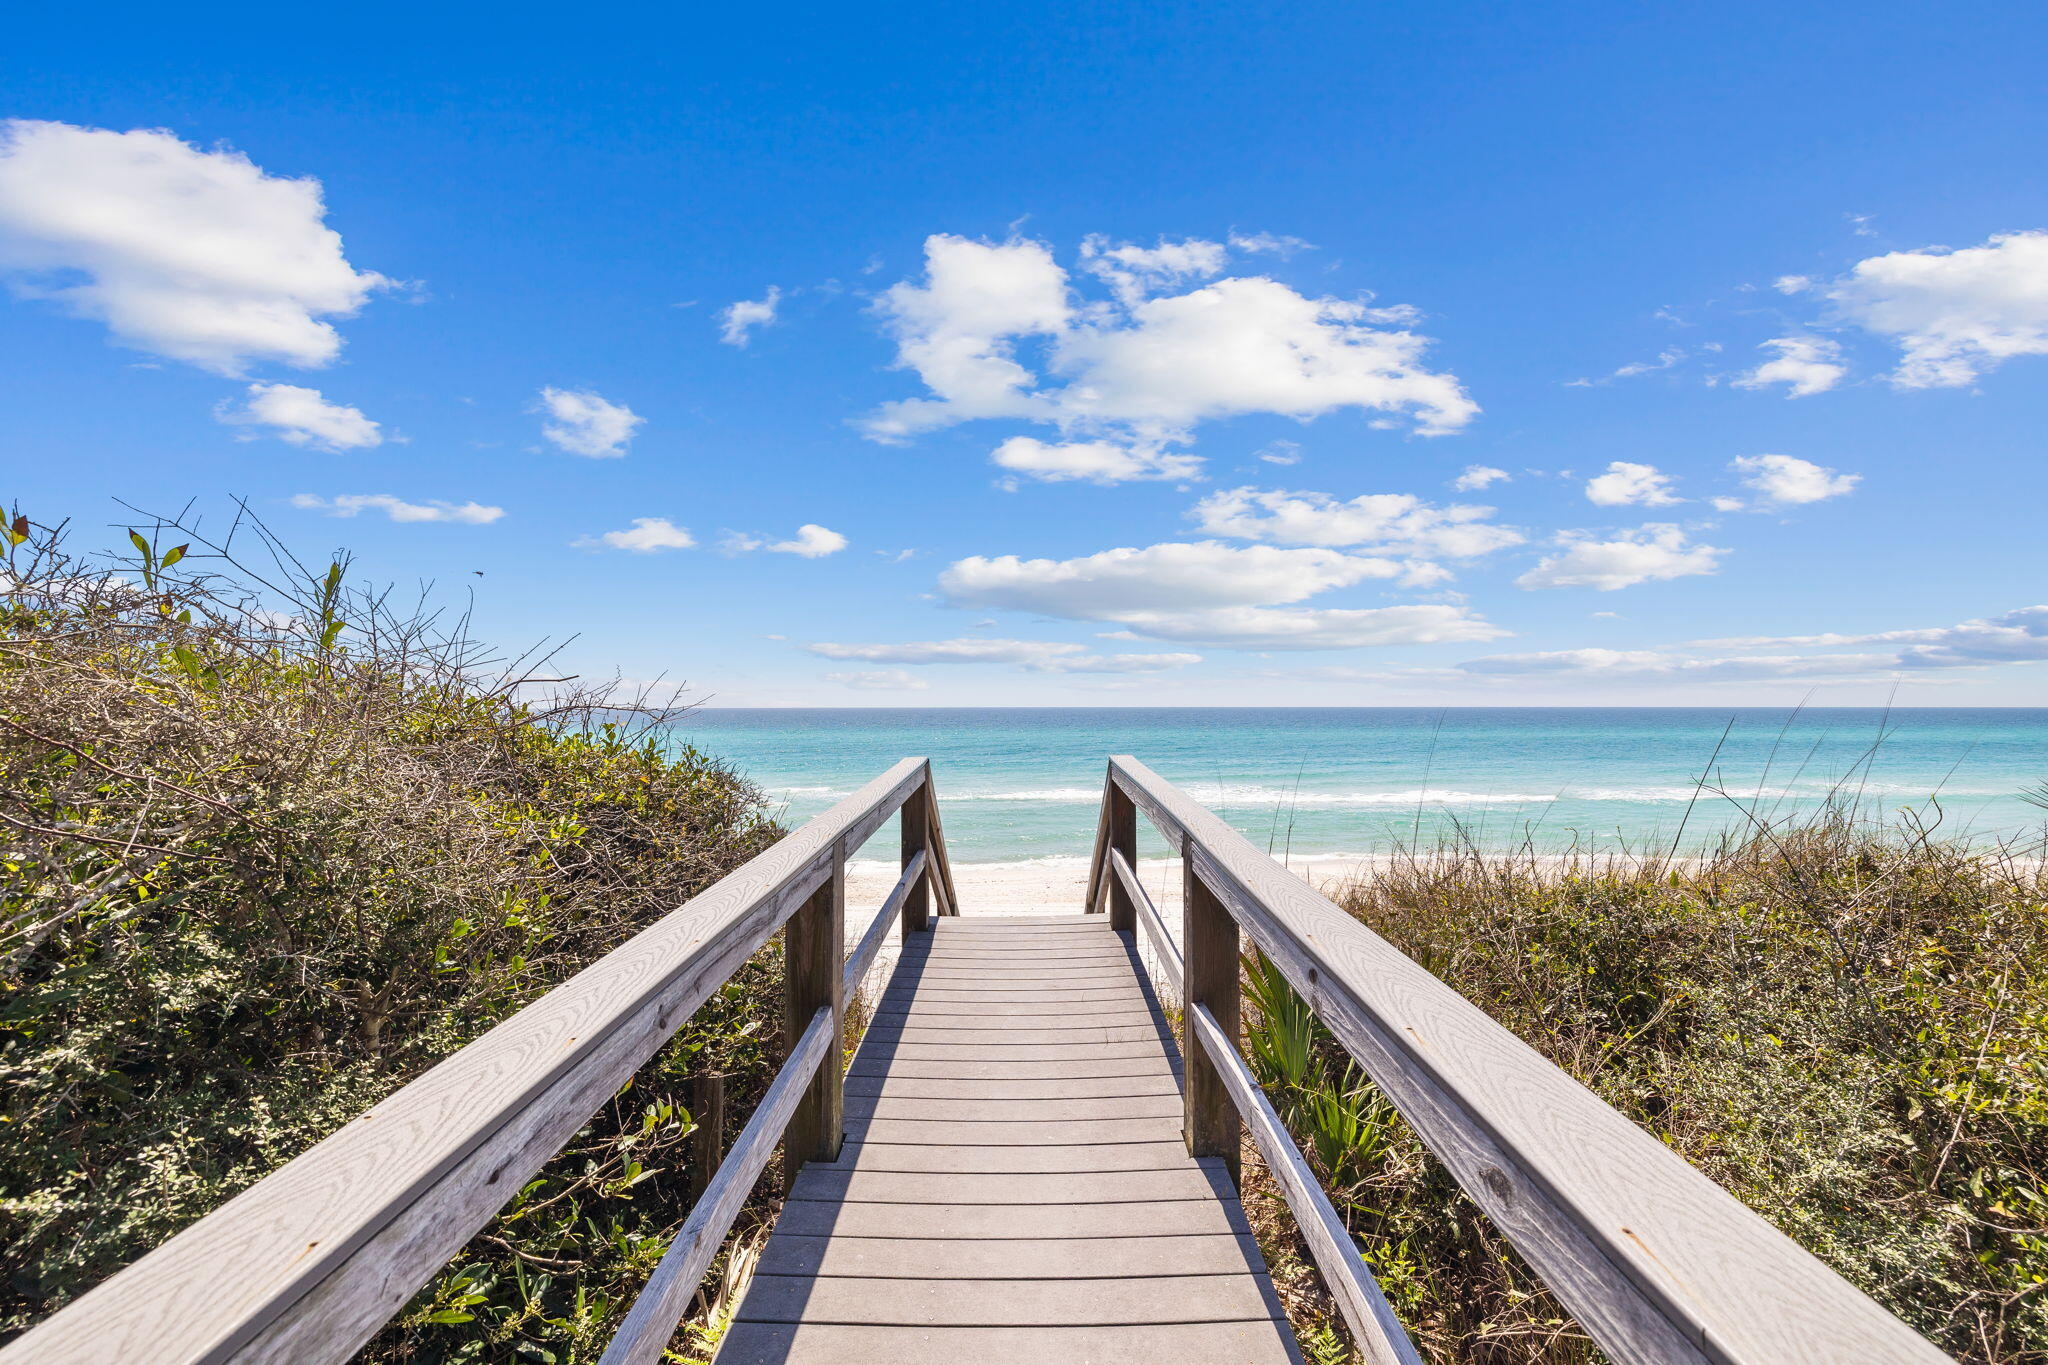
1732,336 -> 1846,398
825,669 -> 929,691
1728,454 -> 1859,507
725,524 -> 848,557
1584,461 -> 1681,507
864,236 -> 1070,440
289,493 -> 501,524
862,233 -> 1476,478
537,387 -> 643,458
991,436 -> 1201,485
1190,486 -> 1521,558
574,517 -> 694,553
1827,231 -> 2048,387
939,541 -> 1416,618
804,636 -> 1199,673
1516,524 -> 1724,591
718,287 -> 780,346
1451,464 -> 1509,491
216,382 -> 381,451
936,540 -> 1498,650
0,120 -> 390,374
1052,276 -> 1475,436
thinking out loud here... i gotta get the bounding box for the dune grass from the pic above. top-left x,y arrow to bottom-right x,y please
1240,813 -> 2048,1364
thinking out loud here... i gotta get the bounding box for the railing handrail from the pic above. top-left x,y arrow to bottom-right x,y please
8,757 -> 950,1365
1089,755 -> 1948,1365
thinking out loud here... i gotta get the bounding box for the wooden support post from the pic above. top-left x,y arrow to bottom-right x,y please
1106,784 -> 1137,934
782,844 -> 845,1192
690,1073 -> 725,1198
900,774 -> 931,938
1183,842 -> 1240,1186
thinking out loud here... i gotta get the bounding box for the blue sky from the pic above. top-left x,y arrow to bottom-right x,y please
4,1 -> 2046,705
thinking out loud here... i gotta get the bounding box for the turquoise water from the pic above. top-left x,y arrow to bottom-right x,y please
669,709 -> 2048,863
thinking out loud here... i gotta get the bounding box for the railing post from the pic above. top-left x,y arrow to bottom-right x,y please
1105,781 -> 1137,933
900,770 -> 931,938
782,841 -> 846,1191
690,1073 -> 725,1198
1183,840 -> 1241,1187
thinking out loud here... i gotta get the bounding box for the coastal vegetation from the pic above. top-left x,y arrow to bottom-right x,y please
1243,817 -> 2048,1364
0,509 -> 785,1360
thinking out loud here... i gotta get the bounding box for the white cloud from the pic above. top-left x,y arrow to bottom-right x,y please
1190,486 -> 1521,558
864,236 -> 1071,440
290,493 -> 502,524
1566,347 -> 1688,387
1827,230 -> 2048,387
575,517 -> 694,553
991,436 -> 1201,485
1228,231 -> 1314,256
1079,235 -> 1228,305
217,382 -> 381,451
0,120 -> 390,374
1710,496 -> 1748,512
1084,603 -> 1506,650
825,669 -> 929,691
537,387 -> 643,458
725,524 -> 850,557
718,287 -> 780,346
1255,441 -> 1301,466
1516,524 -> 1724,591
772,524 -> 847,557
1732,335 -> 1846,397
1774,275 -> 1813,294
1730,453 -> 1859,505
1584,461 -> 1681,507
934,539 -> 1500,650
809,638 -> 1079,665
1453,604 -> 2048,683
862,233 -> 1476,459
805,636 -> 1200,673
1451,464 -> 1509,491
940,541 -> 1415,618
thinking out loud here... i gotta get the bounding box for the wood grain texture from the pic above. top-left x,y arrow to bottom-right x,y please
899,779 -> 931,937
0,759 -> 929,1365
783,844 -> 847,1190
1106,783 -> 1138,933
1188,1003 -> 1422,1365
1109,755 -> 1950,1365
597,1008 -> 833,1365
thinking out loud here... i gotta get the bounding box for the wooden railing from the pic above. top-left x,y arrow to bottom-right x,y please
5,758 -> 959,1365
1085,755 -> 1949,1365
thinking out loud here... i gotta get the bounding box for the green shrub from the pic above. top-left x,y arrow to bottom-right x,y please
0,509 -> 782,1361
1246,818 -> 2048,1364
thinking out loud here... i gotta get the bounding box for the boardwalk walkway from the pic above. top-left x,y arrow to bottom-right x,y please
717,914 -> 1301,1363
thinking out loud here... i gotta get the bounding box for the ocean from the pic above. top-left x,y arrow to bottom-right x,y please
669,708 -> 2048,865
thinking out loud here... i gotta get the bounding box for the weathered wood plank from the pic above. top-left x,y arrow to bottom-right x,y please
734,1272 -> 1286,1326
771,1196 -> 1251,1239
715,1320 -> 1303,1365
843,1093 -> 1186,1122
827,1141 -> 1195,1174
1183,839 -> 1241,1187
844,1073 -> 1182,1100
0,758 -> 929,1365
755,1232 -> 1271,1279
1111,755 -> 1948,1365
1114,846 -> 1183,998
789,1165 -> 1230,1204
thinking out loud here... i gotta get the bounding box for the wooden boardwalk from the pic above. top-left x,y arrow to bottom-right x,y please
716,915 -> 1302,1364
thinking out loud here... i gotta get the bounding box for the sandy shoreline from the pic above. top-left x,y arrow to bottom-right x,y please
845,853 -> 1395,918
